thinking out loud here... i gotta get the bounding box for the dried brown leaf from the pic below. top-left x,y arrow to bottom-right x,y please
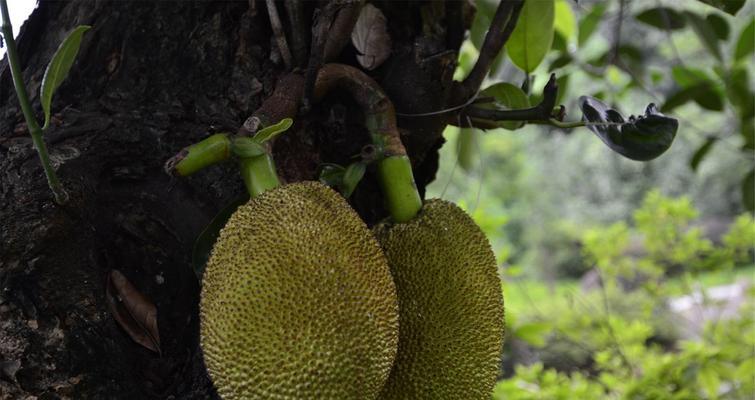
106,269 -> 161,354
351,4 -> 391,70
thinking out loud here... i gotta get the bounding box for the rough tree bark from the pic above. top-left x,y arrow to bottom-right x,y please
0,1 -> 469,398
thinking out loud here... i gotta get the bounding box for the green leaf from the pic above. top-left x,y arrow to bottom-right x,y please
684,11 -> 723,60
690,137 -> 716,171
705,13 -> 729,40
734,18 -> 754,62
507,0 -> 555,72
318,163 -> 346,188
254,118 -> 294,143
743,169 -> 755,213
578,3 -> 606,47
40,25 -> 91,130
479,82 -> 531,130
671,66 -> 713,87
469,0 -> 498,50
696,0 -> 746,16
341,162 -> 366,198
554,0 -> 576,42
635,7 -> 687,30
662,83 -> 723,112
580,97 -> 678,161
192,196 -> 249,280
456,127 -> 477,172
231,137 -> 267,158
514,322 -> 551,347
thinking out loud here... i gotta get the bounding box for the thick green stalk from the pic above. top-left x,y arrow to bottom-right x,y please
170,133 -> 231,176
0,0 -> 68,204
240,154 -> 280,198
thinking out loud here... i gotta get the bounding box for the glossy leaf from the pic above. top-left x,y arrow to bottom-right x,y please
507,0 -> 555,72
696,0 -> 746,16
192,196 -> 249,280
578,3 -> 606,47
734,18 -> 754,62
684,11 -> 722,60
351,4 -> 391,70
40,25 -> 91,130
254,117 -> 293,143
705,13 -> 729,40
635,7 -> 687,30
690,137 -> 716,171
231,137 -> 267,158
743,169 -> 754,213
106,270 -> 161,354
479,82 -> 531,130
580,96 -> 678,161
341,162 -> 366,198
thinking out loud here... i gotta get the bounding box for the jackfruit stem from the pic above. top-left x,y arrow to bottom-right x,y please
240,154 -> 281,197
167,133 -> 231,176
314,64 -> 423,222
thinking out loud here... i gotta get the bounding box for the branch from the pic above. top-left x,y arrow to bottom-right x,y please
323,1 -> 363,62
302,1 -> 341,112
266,0 -> 292,70
284,0 -> 308,67
461,73 -> 559,123
455,0 -> 524,102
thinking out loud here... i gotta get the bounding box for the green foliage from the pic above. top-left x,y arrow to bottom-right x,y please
506,0 -> 554,72
41,25 -> 91,130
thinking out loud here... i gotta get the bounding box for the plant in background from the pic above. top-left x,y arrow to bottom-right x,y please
0,0 -> 89,204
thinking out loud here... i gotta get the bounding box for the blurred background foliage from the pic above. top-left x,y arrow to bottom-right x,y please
428,0 -> 754,397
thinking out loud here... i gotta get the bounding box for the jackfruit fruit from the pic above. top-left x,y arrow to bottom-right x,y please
200,181 -> 399,400
374,199 -> 505,400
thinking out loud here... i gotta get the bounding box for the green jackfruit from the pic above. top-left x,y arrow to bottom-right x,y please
200,181 -> 399,400
374,199 -> 505,400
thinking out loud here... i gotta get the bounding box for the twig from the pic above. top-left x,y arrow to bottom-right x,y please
302,1 -> 342,112
266,0 -> 292,70
0,0 -> 68,204
284,0 -> 308,67
455,0 -> 524,102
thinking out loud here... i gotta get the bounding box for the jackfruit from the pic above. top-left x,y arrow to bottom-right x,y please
200,181 -> 399,400
374,199 -> 505,400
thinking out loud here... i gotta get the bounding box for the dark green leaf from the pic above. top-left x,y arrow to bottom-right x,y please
742,119 -> 754,150
742,169 -> 754,213
635,7 -> 687,30
578,3 -> 606,47
480,82 -> 531,130
469,0 -> 498,49
684,11 -> 723,60
231,137 -> 267,158
727,66 -> 754,120
192,196 -> 250,280
580,97 -> 678,161
40,25 -> 91,130
254,118 -> 293,143
662,83 -> 723,112
549,53 -> 572,72
696,0 -> 746,16
318,163 -> 346,188
341,162 -> 366,198
705,13 -> 729,40
456,128 -> 477,172
735,18 -> 755,62
555,74 -> 570,105
671,66 -> 713,87
552,30 -> 568,52
507,0 -> 555,72
690,138 -> 716,171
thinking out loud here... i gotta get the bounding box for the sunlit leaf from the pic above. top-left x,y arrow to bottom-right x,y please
554,0 -> 576,42
684,11 -> 723,60
106,269 -> 161,354
479,82 -> 531,130
40,25 -> 91,130
635,7 -> 687,30
192,196 -> 249,280
580,96 -> 678,161
690,137 -> 716,171
578,3 -> 606,47
507,0 -> 555,72
734,18 -> 754,62
254,117 -> 293,143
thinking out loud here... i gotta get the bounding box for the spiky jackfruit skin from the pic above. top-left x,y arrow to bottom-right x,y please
200,181 -> 399,400
374,199 -> 505,400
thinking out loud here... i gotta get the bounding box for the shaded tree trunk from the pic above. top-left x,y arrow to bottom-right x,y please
0,1 -> 463,398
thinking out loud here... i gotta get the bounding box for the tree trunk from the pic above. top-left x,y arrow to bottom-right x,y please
0,1 -> 463,398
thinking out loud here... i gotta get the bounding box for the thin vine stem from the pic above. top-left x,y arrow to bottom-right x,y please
0,0 -> 68,204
